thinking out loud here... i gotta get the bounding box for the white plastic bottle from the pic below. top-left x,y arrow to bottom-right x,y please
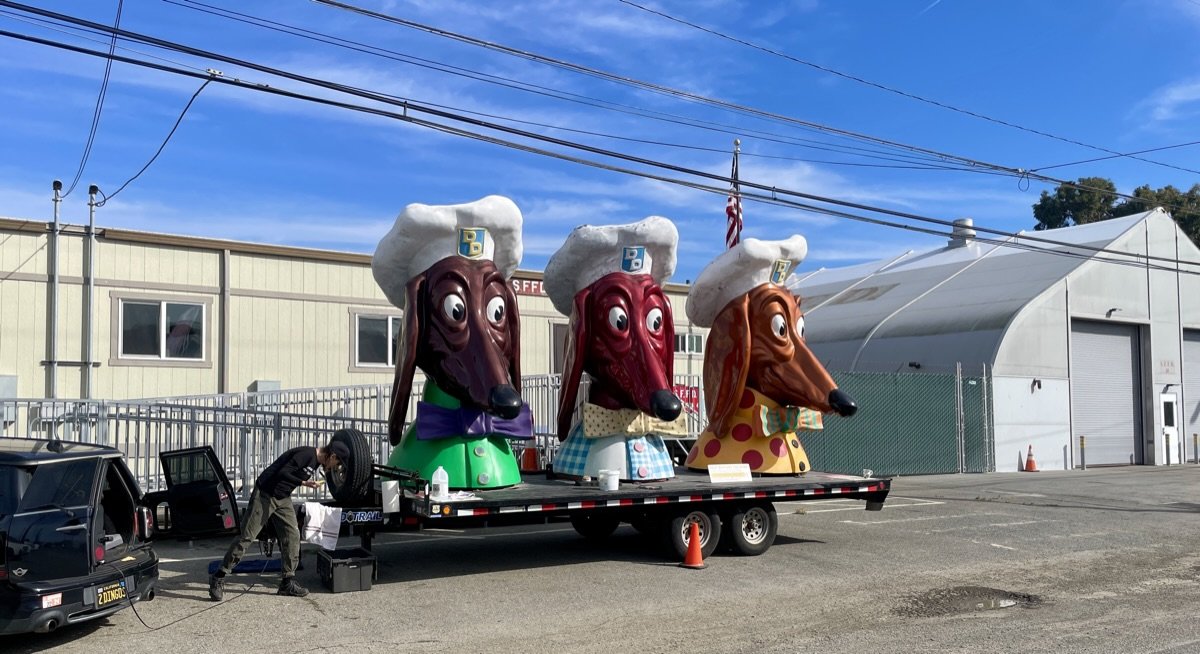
431,465 -> 449,500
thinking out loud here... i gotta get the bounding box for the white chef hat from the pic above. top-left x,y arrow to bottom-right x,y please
685,235 -> 808,328
543,216 -> 679,316
372,195 -> 523,308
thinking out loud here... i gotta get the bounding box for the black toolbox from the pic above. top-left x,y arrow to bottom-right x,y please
316,547 -> 377,593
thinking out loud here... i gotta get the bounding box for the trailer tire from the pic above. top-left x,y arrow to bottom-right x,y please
665,508 -> 721,560
328,428 -> 374,504
724,503 -> 777,556
570,512 -> 621,541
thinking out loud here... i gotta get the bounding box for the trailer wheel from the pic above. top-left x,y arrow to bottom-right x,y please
724,503 -> 778,556
570,512 -> 620,541
328,428 -> 374,504
666,508 -> 721,560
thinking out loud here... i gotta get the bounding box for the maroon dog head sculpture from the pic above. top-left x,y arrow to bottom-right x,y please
387,256 -> 522,445
557,271 -> 682,440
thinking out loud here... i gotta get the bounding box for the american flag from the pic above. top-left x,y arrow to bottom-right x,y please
725,143 -> 742,249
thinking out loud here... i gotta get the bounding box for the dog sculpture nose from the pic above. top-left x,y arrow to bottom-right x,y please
828,388 -> 858,417
650,389 -> 683,422
489,384 -> 523,420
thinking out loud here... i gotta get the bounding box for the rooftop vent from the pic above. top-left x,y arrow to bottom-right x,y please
949,217 -> 975,248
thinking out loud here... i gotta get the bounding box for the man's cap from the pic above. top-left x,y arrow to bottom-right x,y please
327,441 -> 351,462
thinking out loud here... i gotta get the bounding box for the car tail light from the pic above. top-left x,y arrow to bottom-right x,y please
94,545 -> 105,563
136,506 -> 154,541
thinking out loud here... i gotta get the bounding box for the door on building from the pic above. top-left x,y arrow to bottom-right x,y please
1161,393 -> 1178,465
1071,320 -> 1143,466
1183,330 -> 1200,463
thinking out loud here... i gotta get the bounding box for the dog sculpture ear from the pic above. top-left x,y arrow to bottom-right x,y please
556,288 -> 591,441
660,295 -> 677,379
503,279 -> 522,387
703,293 -> 751,437
387,273 -> 425,446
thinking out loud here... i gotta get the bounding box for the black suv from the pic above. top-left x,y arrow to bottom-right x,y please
0,438 -> 158,635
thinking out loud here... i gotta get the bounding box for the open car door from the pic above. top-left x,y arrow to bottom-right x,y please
158,446 -> 240,538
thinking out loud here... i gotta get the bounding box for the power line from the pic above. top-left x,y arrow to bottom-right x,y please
96,78 -> 211,206
617,0 -> 1200,177
303,0 -> 1200,218
5,25 -> 1198,275
166,0 -> 973,171
61,0 -> 123,197
5,3 -> 1197,227
1032,139 -> 1200,173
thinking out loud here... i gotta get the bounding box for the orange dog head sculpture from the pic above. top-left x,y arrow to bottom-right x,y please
687,235 -> 856,438
544,217 -> 683,441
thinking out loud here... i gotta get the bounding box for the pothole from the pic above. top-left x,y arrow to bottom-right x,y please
894,586 -> 1042,618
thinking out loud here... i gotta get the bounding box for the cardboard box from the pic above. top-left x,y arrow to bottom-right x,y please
316,547 -> 376,593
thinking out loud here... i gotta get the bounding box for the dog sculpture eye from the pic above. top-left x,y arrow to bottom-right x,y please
486,296 -> 506,324
608,306 -> 629,331
795,315 -> 806,339
646,307 -> 663,333
770,313 -> 787,339
442,294 -> 466,322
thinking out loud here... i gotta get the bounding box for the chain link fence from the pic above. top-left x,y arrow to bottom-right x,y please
806,365 -> 993,476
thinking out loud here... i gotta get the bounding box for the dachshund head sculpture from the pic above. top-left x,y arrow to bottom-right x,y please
372,196 -> 524,446
387,256 -> 522,445
556,271 -> 681,439
686,235 -> 856,471
545,217 -> 683,442
702,283 -> 856,437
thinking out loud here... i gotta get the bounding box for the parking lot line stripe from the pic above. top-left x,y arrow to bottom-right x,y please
841,512 -> 1004,525
990,543 -> 1016,550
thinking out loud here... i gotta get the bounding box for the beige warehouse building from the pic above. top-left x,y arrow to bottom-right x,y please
0,216 -> 708,402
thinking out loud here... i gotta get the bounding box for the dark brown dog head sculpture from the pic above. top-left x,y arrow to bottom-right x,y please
387,256 -> 522,445
704,283 -> 856,437
557,272 -> 682,440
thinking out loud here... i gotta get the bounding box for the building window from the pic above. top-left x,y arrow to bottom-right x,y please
119,300 -> 205,360
356,315 -> 402,367
674,333 -> 703,354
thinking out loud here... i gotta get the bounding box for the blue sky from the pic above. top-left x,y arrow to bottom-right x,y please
2,0 -> 1199,283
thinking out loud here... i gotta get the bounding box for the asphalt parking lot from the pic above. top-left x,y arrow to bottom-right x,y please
10,465 -> 1200,654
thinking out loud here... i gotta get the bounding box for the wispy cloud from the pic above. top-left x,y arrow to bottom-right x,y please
1132,76 -> 1200,127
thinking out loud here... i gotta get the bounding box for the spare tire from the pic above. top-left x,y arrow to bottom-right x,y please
327,428 -> 374,504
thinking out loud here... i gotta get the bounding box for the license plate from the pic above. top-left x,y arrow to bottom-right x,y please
96,581 -> 127,608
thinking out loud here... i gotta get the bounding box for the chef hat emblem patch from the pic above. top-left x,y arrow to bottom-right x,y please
621,246 -> 647,273
458,228 -> 488,258
769,259 -> 791,284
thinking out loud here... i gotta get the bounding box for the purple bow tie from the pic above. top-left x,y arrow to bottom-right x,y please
414,401 -> 534,441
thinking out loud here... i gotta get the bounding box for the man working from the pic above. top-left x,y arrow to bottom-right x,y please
209,441 -> 350,600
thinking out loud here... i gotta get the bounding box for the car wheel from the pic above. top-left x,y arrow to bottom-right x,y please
725,503 -> 778,556
328,428 -> 374,504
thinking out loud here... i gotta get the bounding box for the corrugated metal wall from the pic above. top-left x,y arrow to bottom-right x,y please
1183,330 -> 1200,455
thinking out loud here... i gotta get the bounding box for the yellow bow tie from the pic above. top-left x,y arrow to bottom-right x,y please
581,403 -> 690,438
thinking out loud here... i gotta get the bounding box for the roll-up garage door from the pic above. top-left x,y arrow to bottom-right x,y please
1183,330 -> 1200,454
1071,320 -> 1142,465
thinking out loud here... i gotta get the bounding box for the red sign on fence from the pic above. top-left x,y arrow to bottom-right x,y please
673,384 -> 701,413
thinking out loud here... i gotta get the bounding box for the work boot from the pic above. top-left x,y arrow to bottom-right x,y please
277,577 -> 309,597
208,573 -> 224,602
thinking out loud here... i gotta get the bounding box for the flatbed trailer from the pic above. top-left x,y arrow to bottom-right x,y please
334,466 -> 891,559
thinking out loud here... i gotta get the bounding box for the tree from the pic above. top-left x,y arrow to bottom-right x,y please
1031,177 -> 1200,247
1031,177 -> 1118,231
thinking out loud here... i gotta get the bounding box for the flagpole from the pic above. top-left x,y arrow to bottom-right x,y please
725,138 -> 742,250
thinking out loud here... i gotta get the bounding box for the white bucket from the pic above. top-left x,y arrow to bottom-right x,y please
597,469 -> 620,491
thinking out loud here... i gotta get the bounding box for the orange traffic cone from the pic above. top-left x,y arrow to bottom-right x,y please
520,445 -> 541,472
1023,445 -> 1039,472
679,521 -> 707,569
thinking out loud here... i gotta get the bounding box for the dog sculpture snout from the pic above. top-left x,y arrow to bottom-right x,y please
828,388 -> 857,417
650,389 -> 682,422
489,384 -> 523,420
